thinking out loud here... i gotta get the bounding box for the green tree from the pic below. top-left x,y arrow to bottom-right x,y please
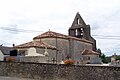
96,48 -> 102,57
105,57 -> 111,63
116,55 -> 120,60
101,54 -> 108,63
96,48 -> 108,63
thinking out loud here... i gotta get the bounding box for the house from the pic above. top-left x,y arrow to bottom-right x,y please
81,49 -> 101,64
110,53 -> 120,66
0,46 -> 13,61
15,12 -> 100,64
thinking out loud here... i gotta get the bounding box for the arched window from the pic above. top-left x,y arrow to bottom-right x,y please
77,18 -> 80,24
75,29 -> 78,36
75,28 -> 84,38
80,28 -> 83,36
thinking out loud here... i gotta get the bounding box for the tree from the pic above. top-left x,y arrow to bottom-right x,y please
96,48 -> 102,57
101,54 -> 108,63
105,57 -> 111,63
96,48 -> 108,63
116,55 -> 120,60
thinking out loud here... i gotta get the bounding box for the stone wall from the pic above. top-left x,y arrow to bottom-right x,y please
41,38 -> 69,54
19,56 -> 48,63
41,38 -> 69,61
72,40 -> 92,63
40,37 -> 93,63
19,56 -> 58,64
0,62 -> 120,80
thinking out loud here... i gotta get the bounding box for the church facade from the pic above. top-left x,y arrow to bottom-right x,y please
15,12 -> 99,64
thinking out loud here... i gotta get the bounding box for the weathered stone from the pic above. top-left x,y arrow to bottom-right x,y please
0,62 -> 119,80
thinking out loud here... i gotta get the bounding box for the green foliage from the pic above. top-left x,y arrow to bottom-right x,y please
116,55 -> 120,60
96,48 -> 109,63
105,57 -> 111,63
96,48 -> 102,57
100,54 -> 108,63
96,49 -> 120,63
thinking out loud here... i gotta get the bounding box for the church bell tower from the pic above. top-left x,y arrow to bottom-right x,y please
68,12 -> 97,51
68,12 -> 88,39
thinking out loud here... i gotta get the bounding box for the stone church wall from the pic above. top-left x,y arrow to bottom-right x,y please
36,47 -> 56,59
41,38 -> 69,61
72,40 -> 92,63
73,40 -> 92,54
0,62 -> 119,80
40,37 -> 93,63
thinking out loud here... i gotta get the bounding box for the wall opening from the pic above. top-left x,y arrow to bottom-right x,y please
77,18 -> 80,24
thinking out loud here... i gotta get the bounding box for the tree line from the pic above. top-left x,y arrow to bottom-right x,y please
97,49 -> 120,63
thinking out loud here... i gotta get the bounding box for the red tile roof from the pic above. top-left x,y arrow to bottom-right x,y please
33,31 -> 69,39
15,41 -> 56,49
82,49 -> 99,55
33,31 -> 93,44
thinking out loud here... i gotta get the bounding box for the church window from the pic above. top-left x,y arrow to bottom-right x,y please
77,18 -> 80,24
75,28 -> 84,38
75,29 -> 78,36
88,57 -> 90,60
81,27 -> 83,31
80,28 -> 84,37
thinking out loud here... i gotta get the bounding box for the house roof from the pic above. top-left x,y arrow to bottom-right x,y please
33,31 -> 93,44
82,49 -> 99,55
15,41 -> 56,49
0,46 -> 13,55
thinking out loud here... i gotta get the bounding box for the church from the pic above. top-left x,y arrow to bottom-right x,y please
15,12 -> 100,64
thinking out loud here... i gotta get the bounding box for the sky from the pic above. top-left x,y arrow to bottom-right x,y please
0,0 -> 120,56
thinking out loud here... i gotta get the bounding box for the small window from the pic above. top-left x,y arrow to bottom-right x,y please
77,61 -> 79,64
88,57 -> 90,60
75,29 -> 78,36
81,28 -> 84,35
77,18 -> 80,24
81,28 -> 83,31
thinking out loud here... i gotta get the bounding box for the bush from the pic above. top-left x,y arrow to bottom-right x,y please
6,57 -> 16,62
64,59 -> 74,65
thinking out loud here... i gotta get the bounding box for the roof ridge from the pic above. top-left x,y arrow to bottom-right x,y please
82,49 -> 99,55
15,40 -> 56,49
33,31 -> 93,44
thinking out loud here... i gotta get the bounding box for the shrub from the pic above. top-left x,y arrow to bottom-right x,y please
64,59 -> 74,65
6,57 -> 16,62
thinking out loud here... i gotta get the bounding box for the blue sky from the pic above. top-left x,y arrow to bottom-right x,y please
0,0 -> 120,56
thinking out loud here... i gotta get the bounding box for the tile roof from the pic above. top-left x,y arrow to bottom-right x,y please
82,49 -> 99,55
0,46 -> 13,55
33,31 -> 93,44
15,41 -> 56,49
33,31 -> 69,39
